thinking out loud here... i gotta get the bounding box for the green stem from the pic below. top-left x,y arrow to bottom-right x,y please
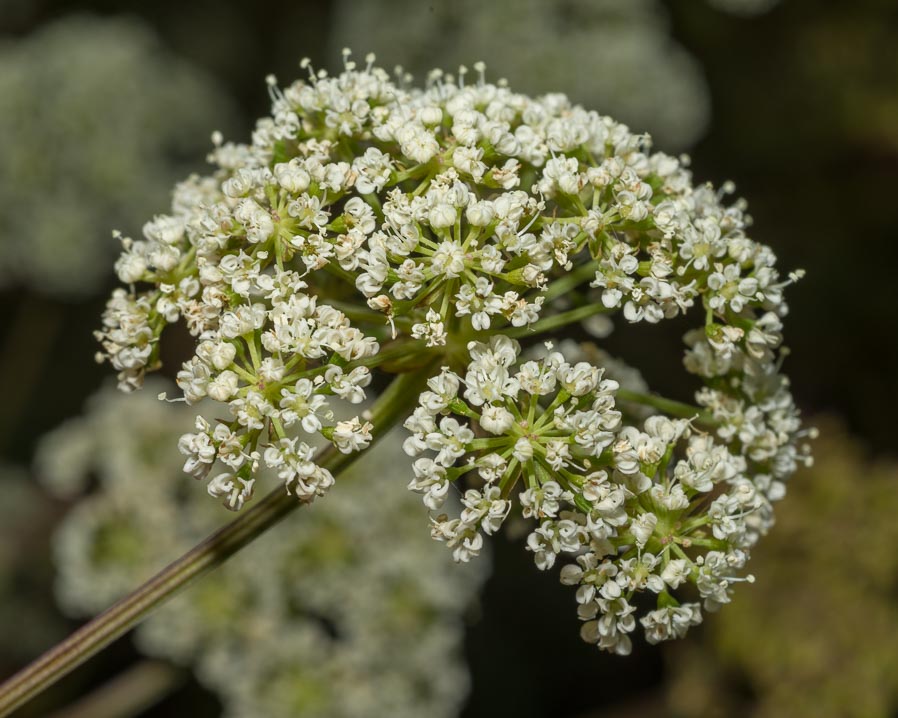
504,303 -> 611,339
356,341 -> 435,368
322,261 -> 358,287
468,437 -> 509,451
616,389 -> 715,425
326,300 -> 408,329
541,259 -> 598,304
0,368 -> 431,718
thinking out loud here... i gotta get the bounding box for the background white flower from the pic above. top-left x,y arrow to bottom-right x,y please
39,381 -> 489,718
0,15 -> 237,295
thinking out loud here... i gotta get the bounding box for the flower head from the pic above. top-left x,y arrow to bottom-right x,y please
94,50 -> 811,653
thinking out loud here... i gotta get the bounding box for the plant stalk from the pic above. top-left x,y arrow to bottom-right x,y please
504,302 -> 611,338
617,388 -> 716,425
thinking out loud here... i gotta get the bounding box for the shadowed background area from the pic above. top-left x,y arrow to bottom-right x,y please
1,0 -> 896,716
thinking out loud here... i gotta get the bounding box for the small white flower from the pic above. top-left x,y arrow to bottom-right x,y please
207,472 -> 255,511
480,405 -> 514,435
661,559 -> 690,589
207,370 -> 239,402
332,417 -> 373,454
512,437 -> 534,463
631,512 -> 658,549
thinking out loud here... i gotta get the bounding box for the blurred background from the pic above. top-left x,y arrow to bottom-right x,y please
1,0 -> 896,716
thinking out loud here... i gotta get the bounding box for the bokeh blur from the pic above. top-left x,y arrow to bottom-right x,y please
1,0 -> 896,716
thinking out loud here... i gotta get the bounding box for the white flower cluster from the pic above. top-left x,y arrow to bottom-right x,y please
95,52 -> 809,652
332,0 -> 710,150
0,15 -> 235,295
407,333 -> 809,654
99,202 -> 380,510
404,336 -> 796,654
40,383 -> 487,718
171,279 -> 379,509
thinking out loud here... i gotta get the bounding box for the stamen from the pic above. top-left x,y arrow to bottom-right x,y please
299,57 -> 317,84
473,60 -> 486,86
